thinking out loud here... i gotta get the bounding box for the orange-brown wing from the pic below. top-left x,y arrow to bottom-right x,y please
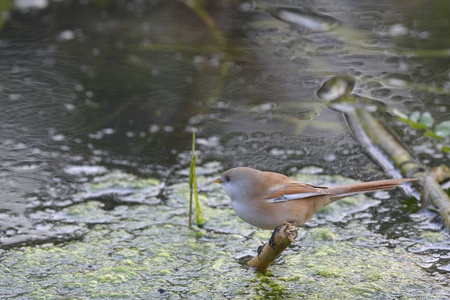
265,182 -> 329,202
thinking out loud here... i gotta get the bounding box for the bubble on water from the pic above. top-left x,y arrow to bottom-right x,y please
324,153 -> 336,161
9,94 -> 21,101
388,24 -> 409,37
194,55 -> 205,64
14,0 -> 48,11
10,162 -> 45,171
64,165 -> 108,176
58,30 -> 75,41
163,126 -> 174,132
268,148 -> 284,156
299,166 -> 323,174
386,78 -> 407,87
149,124 -> 159,133
239,2 -> 254,12
373,190 -> 391,200
92,48 -> 100,56
65,103 -> 76,111
103,128 -> 114,135
89,131 -> 104,139
52,134 -> 65,141
196,137 -> 219,147
271,7 -> 339,32
249,102 -> 277,112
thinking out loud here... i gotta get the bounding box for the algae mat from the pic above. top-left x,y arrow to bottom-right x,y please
0,167 -> 448,299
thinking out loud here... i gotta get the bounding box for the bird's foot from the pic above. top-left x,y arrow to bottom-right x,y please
257,243 -> 266,259
269,225 -> 282,250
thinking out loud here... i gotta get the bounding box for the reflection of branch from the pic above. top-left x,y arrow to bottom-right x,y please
352,108 -> 450,229
138,43 -> 223,54
181,0 -> 226,49
247,222 -> 298,271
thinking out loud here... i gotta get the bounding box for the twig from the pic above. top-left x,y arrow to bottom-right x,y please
247,222 -> 298,271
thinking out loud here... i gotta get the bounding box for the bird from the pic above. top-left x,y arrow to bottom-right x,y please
214,167 -> 416,230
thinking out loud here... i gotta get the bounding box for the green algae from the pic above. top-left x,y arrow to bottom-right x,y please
90,170 -> 161,190
0,168 -> 449,299
308,227 -> 336,241
420,231 -> 447,243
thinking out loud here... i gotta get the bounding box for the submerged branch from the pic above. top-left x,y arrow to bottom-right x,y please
352,108 -> 450,228
247,222 -> 298,271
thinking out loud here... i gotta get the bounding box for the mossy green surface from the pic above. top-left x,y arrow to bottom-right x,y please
0,169 -> 449,299
420,231 -> 447,243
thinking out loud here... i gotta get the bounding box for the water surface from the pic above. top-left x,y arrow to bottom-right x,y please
0,0 -> 449,296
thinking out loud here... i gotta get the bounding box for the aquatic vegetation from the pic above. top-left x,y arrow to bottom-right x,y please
189,132 -> 205,228
393,110 -> 450,153
0,170 -> 449,298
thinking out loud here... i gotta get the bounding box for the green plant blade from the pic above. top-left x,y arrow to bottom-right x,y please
424,130 -> 442,140
192,158 -> 205,227
189,157 -> 194,228
188,131 -> 205,228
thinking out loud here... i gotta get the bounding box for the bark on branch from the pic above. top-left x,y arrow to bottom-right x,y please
247,222 -> 298,271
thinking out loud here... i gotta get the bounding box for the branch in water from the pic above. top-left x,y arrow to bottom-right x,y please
247,222 -> 298,271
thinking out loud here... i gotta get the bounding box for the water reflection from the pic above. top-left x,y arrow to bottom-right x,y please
270,6 -> 339,32
0,0 -> 448,280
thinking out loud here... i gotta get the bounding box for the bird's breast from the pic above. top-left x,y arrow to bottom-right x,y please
230,198 -> 283,230
231,195 -> 332,230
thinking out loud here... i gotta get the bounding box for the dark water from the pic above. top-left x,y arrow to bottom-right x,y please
0,0 -> 449,274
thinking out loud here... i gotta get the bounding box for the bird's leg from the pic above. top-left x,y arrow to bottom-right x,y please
256,243 -> 266,259
268,225 -> 283,250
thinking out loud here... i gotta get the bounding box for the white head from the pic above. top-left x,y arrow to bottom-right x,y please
214,167 -> 263,202
214,167 -> 281,229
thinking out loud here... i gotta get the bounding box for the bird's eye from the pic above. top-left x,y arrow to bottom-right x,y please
225,176 -> 231,182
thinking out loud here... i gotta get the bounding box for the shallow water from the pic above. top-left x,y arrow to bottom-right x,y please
0,0 -> 449,297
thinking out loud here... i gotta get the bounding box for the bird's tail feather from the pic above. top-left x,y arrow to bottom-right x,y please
328,178 -> 416,201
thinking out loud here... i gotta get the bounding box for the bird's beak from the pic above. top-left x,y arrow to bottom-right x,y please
213,178 -> 222,184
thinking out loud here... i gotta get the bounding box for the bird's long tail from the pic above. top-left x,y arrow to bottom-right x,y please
327,178 -> 416,201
